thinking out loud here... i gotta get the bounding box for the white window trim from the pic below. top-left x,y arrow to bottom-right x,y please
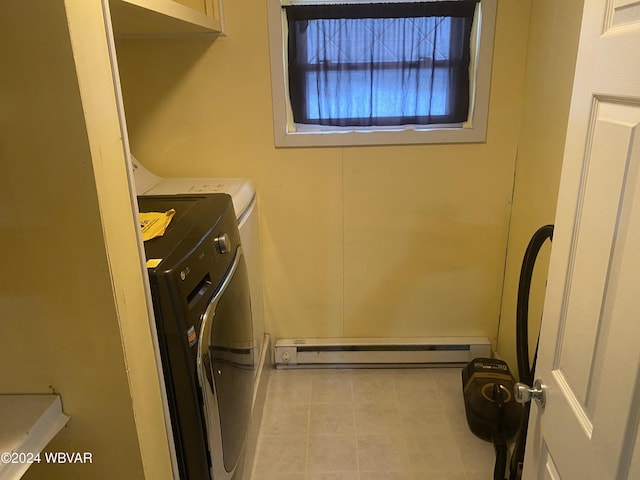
267,0 -> 497,147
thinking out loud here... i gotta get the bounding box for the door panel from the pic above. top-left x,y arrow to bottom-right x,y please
541,445 -> 561,480
611,0 -> 640,27
556,102 -> 636,410
531,100 -> 640,478
523,0 -> 640,478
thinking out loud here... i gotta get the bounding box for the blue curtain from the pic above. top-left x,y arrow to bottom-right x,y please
286,2 -> 477,127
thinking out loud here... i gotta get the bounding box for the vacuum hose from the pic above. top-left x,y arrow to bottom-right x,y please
515,224 -> 554,386
510,224 -> 554,479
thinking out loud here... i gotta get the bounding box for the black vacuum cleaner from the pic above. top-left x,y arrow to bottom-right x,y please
462,225 -> 554,480
462,358 -> 522,480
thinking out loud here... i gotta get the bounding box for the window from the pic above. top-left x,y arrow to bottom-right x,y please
287,2 -> 475,127
267,0 -> 497,147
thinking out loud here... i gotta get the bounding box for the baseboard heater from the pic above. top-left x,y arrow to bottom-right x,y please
274,337 -> 491,369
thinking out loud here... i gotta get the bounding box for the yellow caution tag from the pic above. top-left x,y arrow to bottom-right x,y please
146,259 -> 163,268
139,209 -> 176,241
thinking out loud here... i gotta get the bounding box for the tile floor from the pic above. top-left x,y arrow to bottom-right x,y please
250,367 -> 495,480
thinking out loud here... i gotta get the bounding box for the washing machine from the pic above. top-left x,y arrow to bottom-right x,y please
139,193 -> 253,480
131,156 -> 266,370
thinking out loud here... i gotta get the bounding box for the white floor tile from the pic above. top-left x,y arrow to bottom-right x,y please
253,434 -> 307,474
307,434 -> 358,473
355,402 -> 400,435
310,403 -> 355,435
357,433 -> 408,473
261,404 -> 309,435
310,371 -> 354,404
250,368 -> 496,480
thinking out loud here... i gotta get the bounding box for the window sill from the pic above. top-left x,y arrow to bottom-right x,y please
273,124 -> 488,148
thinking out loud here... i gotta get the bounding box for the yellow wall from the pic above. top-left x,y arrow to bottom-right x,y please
0,1 -> 588,478
496,0 -> 585,375
1,1 -> 173,478
116,0 -> 533,345
0,2 -> 144,478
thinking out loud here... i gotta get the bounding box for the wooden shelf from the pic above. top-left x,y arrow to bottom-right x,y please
0,395 -> 69,480
110,0 -> 223,37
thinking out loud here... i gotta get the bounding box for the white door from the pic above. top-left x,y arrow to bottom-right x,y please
522,0 -> 640,479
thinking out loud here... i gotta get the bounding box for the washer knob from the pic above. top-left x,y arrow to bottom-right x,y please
214,233 -> 230,254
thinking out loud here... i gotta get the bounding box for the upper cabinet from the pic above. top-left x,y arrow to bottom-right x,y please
110,0 -> 224,37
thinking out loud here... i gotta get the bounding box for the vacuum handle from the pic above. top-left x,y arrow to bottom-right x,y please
514,379 -> 546,409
